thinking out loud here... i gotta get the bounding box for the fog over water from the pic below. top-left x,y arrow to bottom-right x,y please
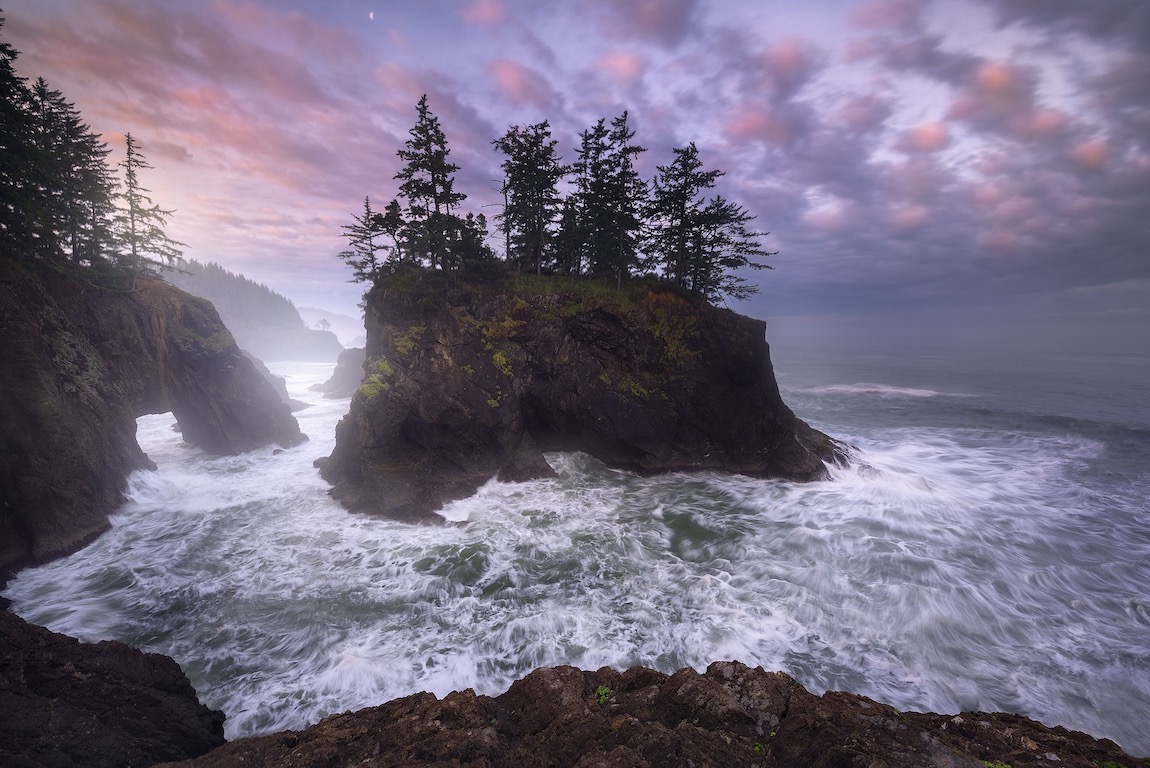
7,353 -> 1150,754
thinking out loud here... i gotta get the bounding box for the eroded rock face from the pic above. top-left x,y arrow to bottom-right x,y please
0,261 -> 304,579
0,609 -> 225,767
319,276 -> 842,522
160,661 -> 1145,768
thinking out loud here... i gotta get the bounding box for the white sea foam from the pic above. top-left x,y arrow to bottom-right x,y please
5,360 -> 1150,755
802,382 -> 959,398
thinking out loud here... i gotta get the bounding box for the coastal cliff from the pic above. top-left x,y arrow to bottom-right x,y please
0,260 -> 305,580
319,273 -> 841,522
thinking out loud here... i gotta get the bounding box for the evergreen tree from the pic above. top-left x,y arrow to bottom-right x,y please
394,94 -> 466,270
571,113 -> 647,287
0,11 -> 32,254
26,78 -> 116,265
647,143 -> 719,286
116,133 -> 185,283
570,118 -> 611,277
338,196 -> 387,283
648,143 -> 773,300
492,121 -> 566,274
601,111 -> 647,288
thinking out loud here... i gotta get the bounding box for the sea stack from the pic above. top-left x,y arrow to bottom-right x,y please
319,271 -> 842,522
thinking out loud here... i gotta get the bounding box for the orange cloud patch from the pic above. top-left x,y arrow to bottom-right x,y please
1073,139 -> 1108,170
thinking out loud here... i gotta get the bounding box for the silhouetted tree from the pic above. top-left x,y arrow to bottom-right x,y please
571,113 -> 647,287
648,143 -> 773,300
395,94 -> 466,270
493,121 -> 566,274
116,133 -> 185,284
338,196 -> 386,283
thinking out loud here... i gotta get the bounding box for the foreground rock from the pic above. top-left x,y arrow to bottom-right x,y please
162,661 -> 1145,768
0,260 -> 305,580
0,610 -> 225,767
320,273 -> 842,522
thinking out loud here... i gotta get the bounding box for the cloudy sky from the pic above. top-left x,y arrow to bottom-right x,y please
6,0 -> 1149,354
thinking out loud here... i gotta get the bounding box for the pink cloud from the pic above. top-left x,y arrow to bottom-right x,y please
1073,139 -> 1109,170
596,52 -> 645,83
490,59 -> 557,109
462,0 -> 504,26
888,204 -> 930,231
725,110 -> 791,145
900,121 -> 949,153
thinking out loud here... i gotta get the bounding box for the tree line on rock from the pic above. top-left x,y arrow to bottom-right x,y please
0,11 -> 183,287
340,96 -> 776,302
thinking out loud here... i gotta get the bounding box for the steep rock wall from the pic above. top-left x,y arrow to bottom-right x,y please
319,275 -> 841,522
0,260 -> 305,580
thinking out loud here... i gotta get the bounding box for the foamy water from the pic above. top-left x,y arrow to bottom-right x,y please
6,357 -> 1150,754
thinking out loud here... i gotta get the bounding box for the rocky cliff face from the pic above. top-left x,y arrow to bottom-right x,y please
0,609 -> 226,766
162,661 -> 1145,768
319,274 -> 841,522
0,260 -> 305,580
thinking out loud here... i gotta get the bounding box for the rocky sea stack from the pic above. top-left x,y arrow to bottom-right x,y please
319,271 -> 843,522
0,260 -> 305,580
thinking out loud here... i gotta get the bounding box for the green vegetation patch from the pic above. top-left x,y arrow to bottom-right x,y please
357,356 -> 396,401
393,324 -> 426,356
594,685 -> 611,705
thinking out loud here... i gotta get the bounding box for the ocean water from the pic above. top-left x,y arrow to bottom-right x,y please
5,350 -> 1150,754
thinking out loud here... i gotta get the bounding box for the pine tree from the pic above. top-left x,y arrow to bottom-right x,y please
116,133 -> 185,284
394,94 -> 466,270
0,11 -> 32,254
601,111 -> 647,288
493,121 -> 566,274
648,143 -> 773,301
338,196 -> 386,283
26,78 -> 116,265
571,113 -> 647,287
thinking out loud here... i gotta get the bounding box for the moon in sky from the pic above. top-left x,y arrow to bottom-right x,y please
368,11 -> 374,20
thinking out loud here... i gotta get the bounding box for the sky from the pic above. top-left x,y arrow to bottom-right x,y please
5,0 -> 1149,355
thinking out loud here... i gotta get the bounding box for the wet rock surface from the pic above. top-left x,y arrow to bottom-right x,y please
0,261 -> 304,579
0,609 -> 225,767
162,661 -> 1146,768
320,276 -> 843,522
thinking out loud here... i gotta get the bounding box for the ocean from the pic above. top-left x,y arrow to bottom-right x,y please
5,348 -> 1149,754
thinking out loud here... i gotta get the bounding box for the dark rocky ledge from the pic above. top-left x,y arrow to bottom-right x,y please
0,609 -> 225,767
0,259 -> 305,581
319,273 -> 844,522
162,661 -> 1146,768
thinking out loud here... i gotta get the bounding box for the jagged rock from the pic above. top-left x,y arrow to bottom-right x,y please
0,261 -> 305,580
159,661 -> 1146,768
0,609 -> 225,767
309,346 -> 366,399
319,274 -> 843,522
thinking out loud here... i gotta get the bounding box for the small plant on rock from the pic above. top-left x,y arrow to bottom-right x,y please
594,685 -> 611,705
